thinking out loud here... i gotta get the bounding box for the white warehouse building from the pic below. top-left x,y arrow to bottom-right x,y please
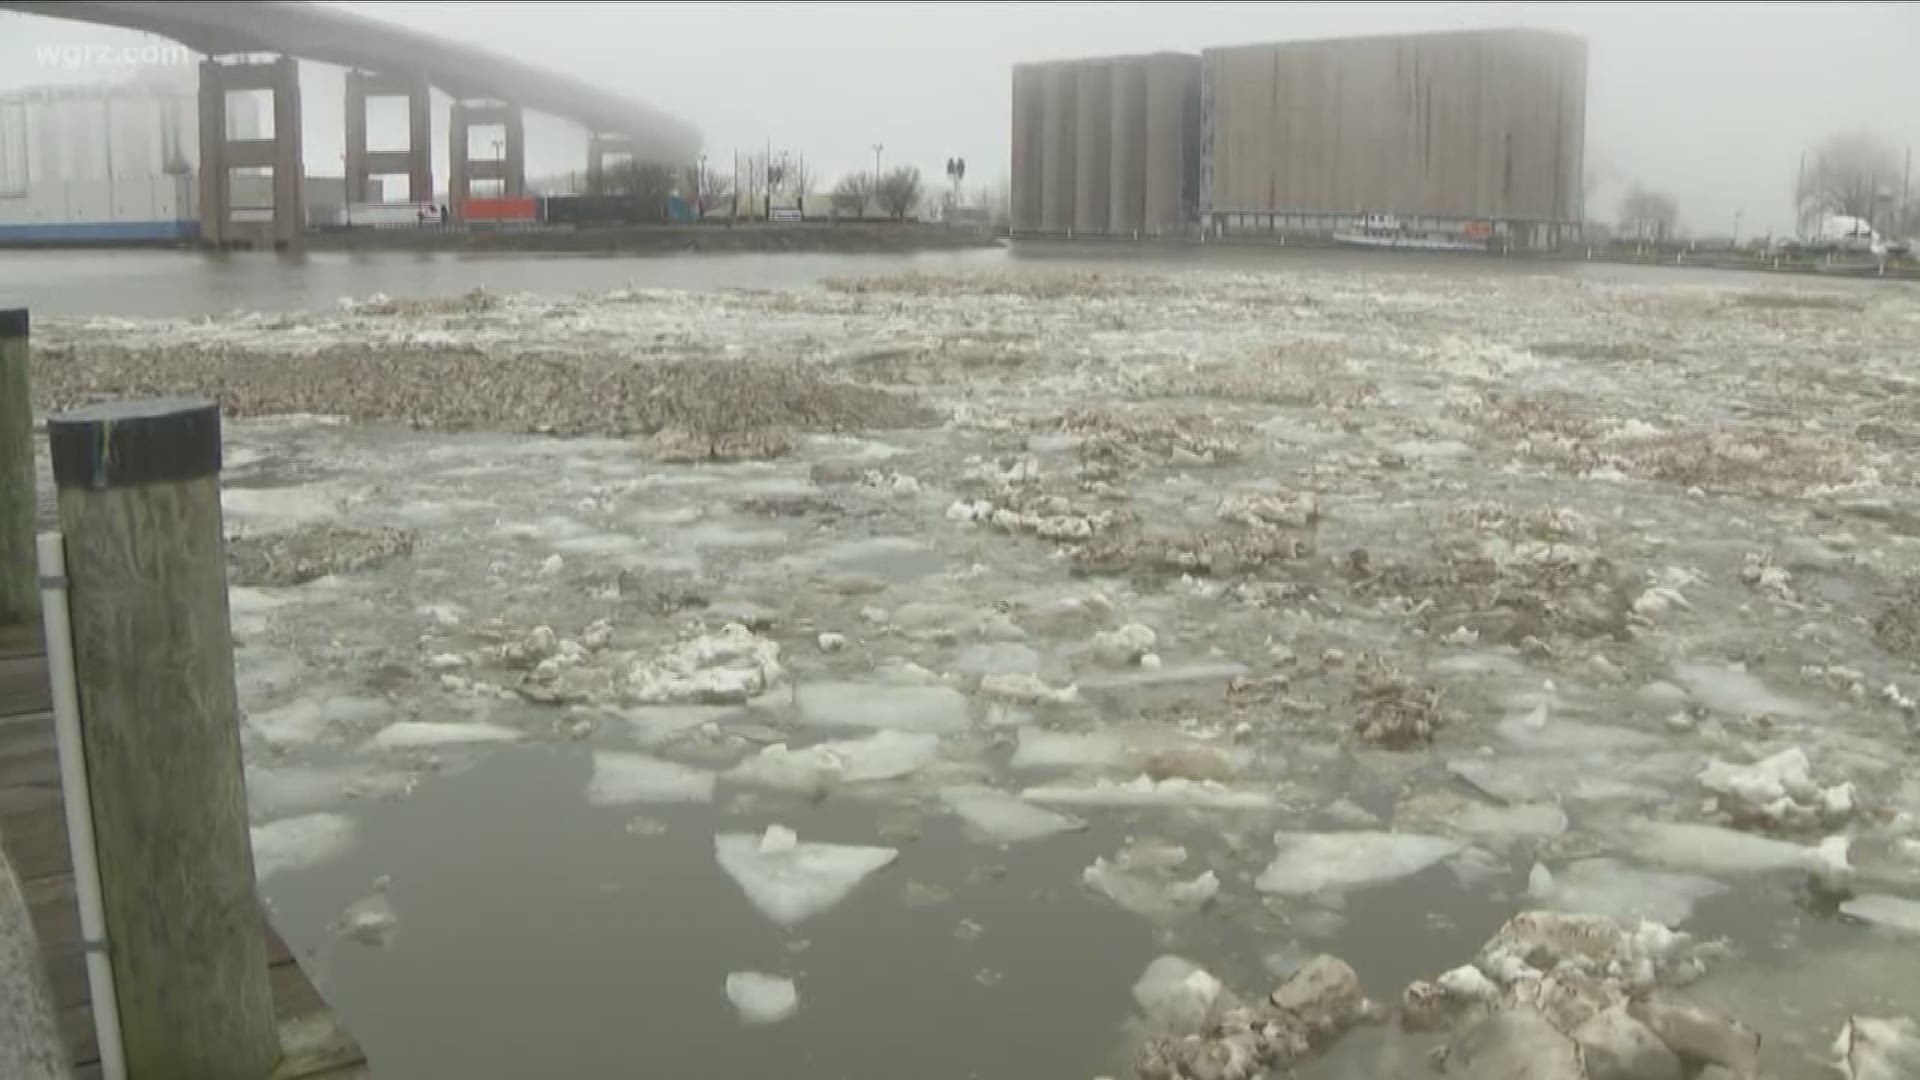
0,66 -> 266,242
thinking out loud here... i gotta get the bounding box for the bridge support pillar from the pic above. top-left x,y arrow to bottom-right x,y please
197,55 -> 304,250
448,99 -> 525,222
344,70 -> 432,205
586,133 -> 637,194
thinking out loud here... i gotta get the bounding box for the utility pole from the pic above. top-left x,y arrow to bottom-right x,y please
1796,150 -> 1807,239
1732,209 -> 1743,247
1902,147 -> 1912,239
872,143 -> 884,181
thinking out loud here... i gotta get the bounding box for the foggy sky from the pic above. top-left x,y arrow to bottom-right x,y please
4,2 -> 1917,235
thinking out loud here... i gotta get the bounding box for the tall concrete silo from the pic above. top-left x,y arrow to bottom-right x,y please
1143,52 -> 1199,236
1108,57 -> 1148,235
1009,63 -> 1046,233
1039,61 -> 1077,233
1072,60 -> 1110,234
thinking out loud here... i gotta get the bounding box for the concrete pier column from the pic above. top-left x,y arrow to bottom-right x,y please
345,70 -> 432,204
1009,63 -> 1045,234
1039,62 -> 1076,233
1108,57 -> 1147,236
449,99 -> 526,221
586,133 -> 637,194
197,55 -> 304,249
1072,60 -> 1111,235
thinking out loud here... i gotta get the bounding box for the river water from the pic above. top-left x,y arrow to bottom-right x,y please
2,242 -> 1902,318
14,246 -> 1920,1080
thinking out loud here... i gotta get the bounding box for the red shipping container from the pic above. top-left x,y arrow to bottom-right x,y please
464,197 -> 538,222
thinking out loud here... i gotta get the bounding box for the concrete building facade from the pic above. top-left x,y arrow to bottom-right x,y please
1201,28 -> 1586,242
1011,28 -> 1587,245
1010,51 -> 1199,237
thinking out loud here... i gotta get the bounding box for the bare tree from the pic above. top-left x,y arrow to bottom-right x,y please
738,151 -> 769,206
1795,131 -> 1903,230
831,173 -> 872,218
875,166 -> 923,220
1617,184 -> 1679,241
686,159 -> 733,216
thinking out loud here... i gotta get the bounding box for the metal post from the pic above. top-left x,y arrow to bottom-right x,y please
0,308 -> 33,625
47,398 -> 278,1079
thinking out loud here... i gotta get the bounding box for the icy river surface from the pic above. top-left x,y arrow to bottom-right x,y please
21,255 -> 1920,1079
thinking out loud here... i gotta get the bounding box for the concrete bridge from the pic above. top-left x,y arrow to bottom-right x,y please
1,0 -> 701,247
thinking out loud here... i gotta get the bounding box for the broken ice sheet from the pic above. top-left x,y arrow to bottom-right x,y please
359,720 -> 524,752
940,786 -> 1087,844
1009,727 -> 1125,770
1021,775 -> 1276,810
794,682 -> 970,733
1256,831 -> 1464,896
1628,821 -> 1820,875
725,731 -> 944,792
724,972 -> 799,1025
1131,955 -> 1226,1034
1840,895 -> 1920,936
248,694 -> 394,747
331,879 -> 399,948
1083,856 -> 1219,922
252,813 -> 355,881
1674,662 -> 1822,721
1528,858 -> 1726,926
714,825 -> 899,927
586,751 -> 717,806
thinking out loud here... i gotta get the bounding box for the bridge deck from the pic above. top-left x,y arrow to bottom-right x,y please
0,621 -> 366,1080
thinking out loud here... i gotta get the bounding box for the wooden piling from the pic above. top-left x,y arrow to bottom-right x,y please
1,307 -> 35,625
47,397 -> 279,1080
0,844 -> 72,1080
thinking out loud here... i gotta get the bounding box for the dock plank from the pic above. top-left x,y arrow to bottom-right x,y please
0,620 -> 366,1079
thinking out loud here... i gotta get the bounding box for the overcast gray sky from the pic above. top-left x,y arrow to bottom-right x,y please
4,1 -> 1917,234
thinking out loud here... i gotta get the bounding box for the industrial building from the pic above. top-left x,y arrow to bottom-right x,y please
1010,52 -> 1198,238
1010,28 -> 1589,249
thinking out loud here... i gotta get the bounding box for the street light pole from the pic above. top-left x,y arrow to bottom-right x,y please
1732,209 -> 1743,247
872,143 -> 884,181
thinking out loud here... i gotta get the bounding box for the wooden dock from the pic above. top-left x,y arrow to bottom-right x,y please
0,620 -> 367,1080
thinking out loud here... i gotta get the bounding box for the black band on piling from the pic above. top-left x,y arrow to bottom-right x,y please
49,397 -> 222,490
0,308 -> 25,340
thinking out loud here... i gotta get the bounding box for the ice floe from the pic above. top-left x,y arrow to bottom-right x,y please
626,624 -> 782,706
1021,775 -> 1275,810
586,752 -> 717,805
1256,831 -> 1464,896
724,972 -> 799,1025
252,813 -> 355,881
360,720 -> 524,751
939,786 -> 1086,844
1527,858 -> 1726,926
713,825 -> 898,927
794,682 -> 970,733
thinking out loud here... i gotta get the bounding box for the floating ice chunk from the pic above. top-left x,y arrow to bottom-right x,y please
1497,714 -> 1662,753
1452,803 -> 1569,839
1436,964 -> 1498,1000
713,826 -> 898,927
940,786 -> 1086,844
1132,956 -> 1225,1034
1528,858 -> 1726,926
1091,623 -> 1158,666
952,641 -> 1044,677
979,673 -> 1080,706
252,813 -> 355,881
1841,895 -> 1920,935
1083,858 -> 1219,921
1628,821 -> 1820,874
1256,832 -> 1464,896
248,695 -> 393,746
627,624 -> 782,706
725,743 -> 845,792
360,721 -> 523,751
1076,662 -> 1250,691
1833,1016 -> 1920,1080
1675,663 -> 1821,720
823,730 -> 944,783
725,972 -> 799,1025
587,752 -> 716,805
331,880 -> 398,948
1010,728 -> 1126,770
795,682 -> 970,733
245,764 -> 414,818
1021,775 -> 1275,810
604,704 -> 735,743
1696,747 -> 1854,826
